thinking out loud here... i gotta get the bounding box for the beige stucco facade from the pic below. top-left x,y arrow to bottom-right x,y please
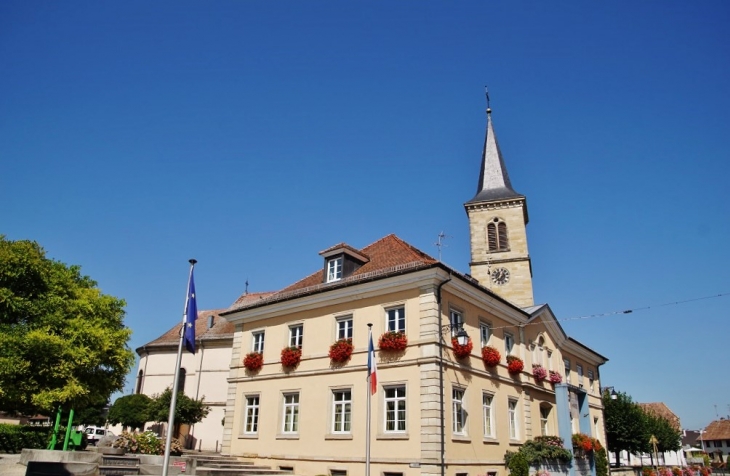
222,268 -> 607,476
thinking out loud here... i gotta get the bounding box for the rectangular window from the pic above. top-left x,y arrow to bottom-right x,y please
504,332 -> 514,355
252,331 -> 265,353
386,307 -> 406,333
384,386 -> 406,432
540,406 -> 550,436
282,393 -> 300,434
337,316 -> 353,340
482,393 -> 494,437
594,417 -> 600,440
244,395 -> 260,434
449,310 -> 463,337
564,359 -> 571,384
577,364 -> 584,386
508,399 -> 519,439
332,390 -> 352,433
327,257 -> 343,282
588,370 -> 595,392
452,388 -> 466,434
289,324 -> 303,348
480,322 -> 492,347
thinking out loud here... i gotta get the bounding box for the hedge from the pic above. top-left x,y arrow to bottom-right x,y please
0,424 -> 52,453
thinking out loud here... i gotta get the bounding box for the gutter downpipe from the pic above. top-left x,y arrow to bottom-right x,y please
437,275 -> 452,476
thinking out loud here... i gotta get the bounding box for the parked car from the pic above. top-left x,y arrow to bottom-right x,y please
84,426 -> 115,446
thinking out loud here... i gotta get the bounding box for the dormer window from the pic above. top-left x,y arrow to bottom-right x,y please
327,257 -> 343,283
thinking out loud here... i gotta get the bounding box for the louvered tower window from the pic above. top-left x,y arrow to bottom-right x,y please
487,218 -> 509,252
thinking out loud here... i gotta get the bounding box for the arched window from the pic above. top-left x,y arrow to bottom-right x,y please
135,369 -> 144,394
533,335 -> 545,367
539,404 -> 552,436
487,218 -> 509,252
177,368 -> 186,395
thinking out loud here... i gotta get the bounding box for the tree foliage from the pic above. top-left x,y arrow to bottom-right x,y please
604,391 -> 650,457
645,411 -> 681,453
0,236 -> 135,415
146,388 -> 210,425
107,394 -> 152,431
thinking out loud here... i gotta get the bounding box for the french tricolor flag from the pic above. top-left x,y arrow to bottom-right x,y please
367,333 -> 378,395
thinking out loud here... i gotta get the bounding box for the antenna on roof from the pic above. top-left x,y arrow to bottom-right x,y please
435,231 -> 450,261
245,279 -> 249,295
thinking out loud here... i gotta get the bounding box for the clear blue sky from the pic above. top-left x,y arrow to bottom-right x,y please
1,1 -> 728,430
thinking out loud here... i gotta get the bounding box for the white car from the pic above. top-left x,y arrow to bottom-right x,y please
84,426 -> 115,446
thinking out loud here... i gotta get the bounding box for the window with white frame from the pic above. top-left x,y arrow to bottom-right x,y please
386,307 -> 406,333
540,405 -> 550,436
252,331 -> 265,353
588,370 -> 595,392
282,393 -> 299,434
508,398 -> 519,439
337,315 -> 353,340
577,364 -> 584,387
384,386 -> 406,432
449,309 -> 463,337
547,350 -> 553,370
289,324 -> 303,348
327,257 -> 343,283
483,393 -> 494,438
564,359 -> 571,384
533,336 -> 545,367
504,332 -> 515,355
244,395 -> 260,434
332,389 -> 352,433
594,417 -> 600,440
452,388 -> 467,435
480,321 -> 492,347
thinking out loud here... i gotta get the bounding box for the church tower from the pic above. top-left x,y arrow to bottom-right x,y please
464,104 -> 534,308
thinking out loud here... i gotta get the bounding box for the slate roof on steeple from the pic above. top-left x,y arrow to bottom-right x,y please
466,109 -> 524,204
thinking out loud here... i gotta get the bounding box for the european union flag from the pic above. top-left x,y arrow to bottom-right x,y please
183,267 -> 198,354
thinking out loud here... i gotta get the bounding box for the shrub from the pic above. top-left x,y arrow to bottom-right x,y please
451,337 -> 473,359
328,339 -> 354,363
595,448 -> 609,476
519,436 -> 573,464
112,431 -> 183,456
280,347 -> 302,368
481,346 -> 501,367
0,424 -> 52,453
507,450 -> 529,476
378,332 -> 408,352
243,352 -> 264,372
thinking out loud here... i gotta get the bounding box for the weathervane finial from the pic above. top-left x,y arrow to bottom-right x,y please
485,86 -> 491,114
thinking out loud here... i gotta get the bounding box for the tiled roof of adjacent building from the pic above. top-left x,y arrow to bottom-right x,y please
638,402 -> 681,430
703,419 -> 730,441
223,234 -> 439,314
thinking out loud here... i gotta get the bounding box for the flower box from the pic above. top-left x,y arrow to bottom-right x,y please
378,331 -> 408,352
328,338 -> 354,363
481,346 -> 501,367
243,352 -> 264,372
549,370 -> 563,384
506,355 -> 524,374
572,433 -> 600,453
280,346 -> 302,368
451,337 -> 473,359
532,364 -> 547,382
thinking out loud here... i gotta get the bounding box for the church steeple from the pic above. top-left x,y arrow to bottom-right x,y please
464,99 -> 534,308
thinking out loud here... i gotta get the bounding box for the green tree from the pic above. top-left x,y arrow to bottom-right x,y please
603,390 -> 650,463
147,388 -> 210,426
0,236 -> 135,415
645,411 -> 681,454
74,401 -> 110,427
107,394 -> 152,431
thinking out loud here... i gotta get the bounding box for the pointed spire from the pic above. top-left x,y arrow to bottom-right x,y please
467,96 -> 523,204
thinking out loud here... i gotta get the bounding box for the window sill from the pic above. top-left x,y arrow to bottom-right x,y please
238,433 -> 258,439
483,437 -> 499,444
509,439 -> 523,446
325,434 -> 354,440
276,434 -> 300,440
451,434 -> 471,443
376,433 -> 409,440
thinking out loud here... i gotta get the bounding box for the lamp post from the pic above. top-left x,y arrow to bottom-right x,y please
442,322 -> 469,346
600,386 -> 618,471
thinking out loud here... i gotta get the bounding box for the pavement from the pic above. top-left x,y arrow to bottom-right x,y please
0,453 -> 26,476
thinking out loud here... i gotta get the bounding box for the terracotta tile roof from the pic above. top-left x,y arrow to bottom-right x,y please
639,402 -> 681,430
703,419 -> 730,441
319,242 -> 367,259
224,234 -> 438,313
230,291 -> 277,308
138,309 -> 232,351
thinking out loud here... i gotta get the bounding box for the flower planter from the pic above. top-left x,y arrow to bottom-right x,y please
532,364 -> 547,382
549,370 -> 563,384
506,355 -> 524,374
243,352 -> 264,372
281,346 -> 302,368
481,346 -> 501,367
378,331 -> 408,352
451,337 -> 473,359
328,338 -> 354,363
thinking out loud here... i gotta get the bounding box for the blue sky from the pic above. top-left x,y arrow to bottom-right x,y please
1,1 -> 728,430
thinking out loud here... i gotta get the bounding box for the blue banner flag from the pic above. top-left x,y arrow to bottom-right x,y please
183,267 -> 198,354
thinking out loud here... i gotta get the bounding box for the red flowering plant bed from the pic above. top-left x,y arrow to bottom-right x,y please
328,338 -> 354,363
243,352 -> 264,372
481,346 -> 501,367
549,370 -> 563,384
532,364 -> 548,382
506,355 -> 524,374
379,331 -> 408,352
280,346 -> 302,368
572,433 -> 598,457
451,337 -> 473,359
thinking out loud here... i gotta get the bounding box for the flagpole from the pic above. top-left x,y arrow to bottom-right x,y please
162,259 -> 197,476
366,323 -> 373,476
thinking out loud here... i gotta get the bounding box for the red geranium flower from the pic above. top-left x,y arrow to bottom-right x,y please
281,346 -> 302,368
481,346 -> 501,367
378,331 -> 408,352
243,352 -> 263,372
506,355 -> 524,374
451,337 -> 473,359
328,338 -> 354,363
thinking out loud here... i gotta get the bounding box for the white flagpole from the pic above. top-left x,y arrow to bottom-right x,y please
366,323 -> 373,476
162,259 -> 196,476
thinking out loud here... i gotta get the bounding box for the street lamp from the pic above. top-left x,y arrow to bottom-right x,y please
442,322 -> 469,346
600,386 -> 619,471
601,386 -> 618,400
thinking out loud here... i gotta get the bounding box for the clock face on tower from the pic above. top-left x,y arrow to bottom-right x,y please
491,267 -> 510,285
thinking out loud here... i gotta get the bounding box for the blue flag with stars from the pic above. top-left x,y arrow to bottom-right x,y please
183,267 -> 197,354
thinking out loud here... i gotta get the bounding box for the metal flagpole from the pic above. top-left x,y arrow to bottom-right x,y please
366,323 -> 373,476
162,259 -> 197,476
